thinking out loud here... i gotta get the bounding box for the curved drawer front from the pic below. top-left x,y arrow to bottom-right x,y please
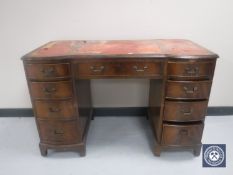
162,124 -> 204,146
77,61 -> 163,78
167,61 -> 215,80
38,120 -> 79,144
30,81 -> 73,99
25,63 -> 70,80
34,100 -> 75,119
166,81 -> 212,99
163,101 -> 208,122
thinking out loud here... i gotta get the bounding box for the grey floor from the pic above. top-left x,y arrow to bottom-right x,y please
0,116 -> 232,175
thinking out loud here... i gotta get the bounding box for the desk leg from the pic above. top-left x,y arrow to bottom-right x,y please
193,144 -> 202,156
79,144 -> 86,157
154,145 -> 161,156
91,111 -> 95,120
74,79 -> 92,156
148,79 -> 165,156
39,143 -> 47,156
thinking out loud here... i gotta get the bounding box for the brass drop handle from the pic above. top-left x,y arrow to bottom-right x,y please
54,129 -> 64,135
43,86 -> 57,94
185,66 -> 199,75
49,106 -> 60,113
180,108 -> 193,115
133,65 -> 148,72
180,129 -> 188,135
90,66 -> 105,72
41,67 -> 55,77
183,86 -> 198,94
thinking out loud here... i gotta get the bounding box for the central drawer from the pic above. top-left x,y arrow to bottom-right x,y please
76,61 -> 163,78
38,120 -> 80,145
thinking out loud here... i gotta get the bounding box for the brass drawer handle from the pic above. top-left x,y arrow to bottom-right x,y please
90,66 -> 105,72
49,107 -> 60,113
185,66 -> 199,75
180,108 -> 193,115
54,129 -> 64,135
133,65 -> 148,72
183,86 -> 198,94
43,87 -> 57,94
179,129 -> 188,135
41,67 -> 55,77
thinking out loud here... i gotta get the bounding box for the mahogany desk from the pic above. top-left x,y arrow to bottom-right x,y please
22,39 -> 218,157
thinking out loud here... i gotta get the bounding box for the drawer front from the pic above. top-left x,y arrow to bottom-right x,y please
162,124 -> 204,146
25,63 -> 70,80
166,81 -> 212,99
167,61 -> 215,80
163,101 -> 208,122
77,61 -> 163,78
38,120 -> 79,144
34,100 -> 75,119
30,81 -> 73,99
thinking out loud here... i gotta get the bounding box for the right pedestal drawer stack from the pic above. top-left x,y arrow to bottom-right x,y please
156,59 -> 216,156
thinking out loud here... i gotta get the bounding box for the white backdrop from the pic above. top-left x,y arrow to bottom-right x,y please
0,0 -> 232,108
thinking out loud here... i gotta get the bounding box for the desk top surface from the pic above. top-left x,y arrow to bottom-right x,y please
22,39 -> 218,60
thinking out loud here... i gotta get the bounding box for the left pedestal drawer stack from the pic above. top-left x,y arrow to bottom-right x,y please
23,62 -> 85,156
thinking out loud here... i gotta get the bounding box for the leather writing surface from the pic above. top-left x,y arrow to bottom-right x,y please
25,39 -> 218,59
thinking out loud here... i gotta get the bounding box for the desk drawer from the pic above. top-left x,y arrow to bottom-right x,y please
166,81 -> 212,99
77,61 -> 163,78
167,61 -> 215,80
25,63 -> 70,80
163,101 -> 208,122
34,100 -> 75,119
38,120 -> 79,144
30,81 -> 73,99
162,123 -> 204,146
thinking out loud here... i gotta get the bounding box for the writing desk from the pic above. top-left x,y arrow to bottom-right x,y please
22,39 -> 218,157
